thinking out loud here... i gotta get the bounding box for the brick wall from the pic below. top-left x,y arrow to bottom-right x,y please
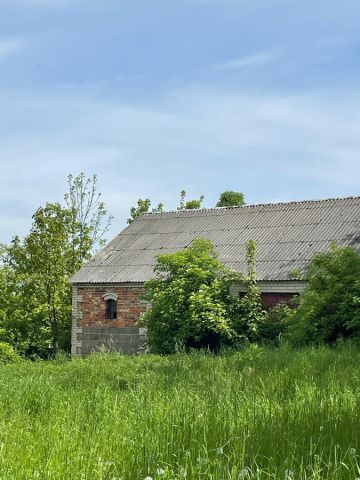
78,285 -> 147,328
71,284 -> 148,356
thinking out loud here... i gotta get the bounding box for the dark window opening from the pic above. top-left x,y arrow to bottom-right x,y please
106,299 -> 117,319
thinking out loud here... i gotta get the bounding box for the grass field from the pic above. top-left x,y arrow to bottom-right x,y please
0,344 -> 360,479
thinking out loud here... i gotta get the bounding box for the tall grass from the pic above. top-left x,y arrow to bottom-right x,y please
0,344 -> 360,479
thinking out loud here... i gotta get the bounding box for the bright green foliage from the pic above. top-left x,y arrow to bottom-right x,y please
233,240 -> 267,341
287,245 -> 360,344
127,198 -> 164,224
2,204 -> 75,356
1,345 -> 360,478
216,190 -> 246,207
0,174 -> 111,358
142,239 -> 241,353
178,190 -> 205,210
0,342 -> 21,364
65,173 -> 113,263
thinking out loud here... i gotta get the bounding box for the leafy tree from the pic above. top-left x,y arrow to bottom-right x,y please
0,173 -> 112,358
178,190 -> 204,210
286,245 -> 360,344
142,239 -> 241,353
65,173 -> 113,267
216,191 -> 245,207
2,204 -> 74,356
127,198 -> 164,224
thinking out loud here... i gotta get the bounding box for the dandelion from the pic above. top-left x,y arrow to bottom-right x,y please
156,468 -> 165,475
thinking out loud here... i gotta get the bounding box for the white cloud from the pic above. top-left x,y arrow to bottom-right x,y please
1,85 -> 360,243
210,49 -> 284,72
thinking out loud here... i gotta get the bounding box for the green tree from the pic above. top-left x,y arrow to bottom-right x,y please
216,191 -> 245,207
178,190 -> 204,210
127,198 -> 164,224
287,244 -> 360,344
142,239 -> 241,354
2,204 -> 74,356
65,173 -> 113,267
0,173 -> 112,358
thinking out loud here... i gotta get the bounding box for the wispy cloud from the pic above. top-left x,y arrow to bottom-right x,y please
210,49 -> 284,72
1,85 -> 360,243
0,37 -> 27,58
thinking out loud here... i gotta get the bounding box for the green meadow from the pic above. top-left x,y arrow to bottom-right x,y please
1,344 -> 360,480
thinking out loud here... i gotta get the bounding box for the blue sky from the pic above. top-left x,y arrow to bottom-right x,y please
1,0 -> 360,243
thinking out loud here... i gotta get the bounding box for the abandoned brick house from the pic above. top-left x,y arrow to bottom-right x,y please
70,196 -> 360,356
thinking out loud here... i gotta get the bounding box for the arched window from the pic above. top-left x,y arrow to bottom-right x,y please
103,293 -> 118,320
105,299 -> 117,319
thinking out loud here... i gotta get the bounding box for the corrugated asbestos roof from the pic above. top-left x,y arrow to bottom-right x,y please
70,196 -> 360,284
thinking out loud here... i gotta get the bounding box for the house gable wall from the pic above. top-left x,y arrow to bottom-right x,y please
71,284 -> 148,356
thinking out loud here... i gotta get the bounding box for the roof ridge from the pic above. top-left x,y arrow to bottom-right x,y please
142,195 -> 360,217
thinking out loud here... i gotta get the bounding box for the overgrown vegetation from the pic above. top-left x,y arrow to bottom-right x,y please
0,173 -> 112,358
1,345 -> 360,479
143,239 -> 360,352
142,239 -> 266,353
286,244 -> 360,344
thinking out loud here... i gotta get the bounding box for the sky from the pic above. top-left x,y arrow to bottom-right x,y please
1,0 -> 360,244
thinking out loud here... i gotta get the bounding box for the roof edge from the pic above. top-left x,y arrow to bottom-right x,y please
141,195 -> 360,217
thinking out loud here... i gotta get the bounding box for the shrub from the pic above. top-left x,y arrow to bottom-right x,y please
0,342 -> 21,364
287,245 -> 360,344
142,239 -> 242,353
142,238 -> 268,353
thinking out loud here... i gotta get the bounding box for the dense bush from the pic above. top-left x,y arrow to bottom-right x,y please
0,342 -> 21,364
142,239 -> 266,353
142,239 -> 240,353
287,245 -> 360,344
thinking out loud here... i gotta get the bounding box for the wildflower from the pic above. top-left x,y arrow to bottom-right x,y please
350,448 -> 356,455
156,468 -> 165,475
144,477 -> 153,480
216,446 -> 224,455
319,425 -> 324,432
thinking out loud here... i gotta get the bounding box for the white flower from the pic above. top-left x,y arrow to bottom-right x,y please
216,447 -> 224,455
156,468 -> 165,475
144,477 -> 153,480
